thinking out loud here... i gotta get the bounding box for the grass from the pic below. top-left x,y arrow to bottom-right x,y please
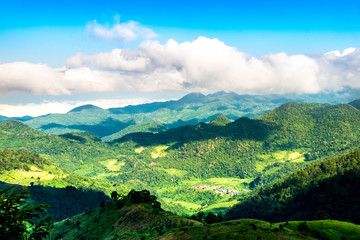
135,146 -> 146,153
279,220 -> 360,240
164,168 -> 188,177
256,149 -> 307,171
100,159 -> 125,171
151,146 -> 168,159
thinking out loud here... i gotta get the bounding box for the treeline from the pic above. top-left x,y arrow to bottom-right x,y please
225,149 -> 360,223
0,149 -> 48,171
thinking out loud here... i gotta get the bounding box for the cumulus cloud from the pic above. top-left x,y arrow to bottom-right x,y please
64,37 -> 359,94
0,62 -> 70,95
86,15 -> 157,42
1,37 -> 360,96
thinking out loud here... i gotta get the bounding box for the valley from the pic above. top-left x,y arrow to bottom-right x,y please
1,94 -> 360,239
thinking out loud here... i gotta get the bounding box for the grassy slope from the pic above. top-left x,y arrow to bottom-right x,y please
0,150 -> 110,221
0,149 -> 104,190
49,200 -> 360,240
49,202 -> 202,240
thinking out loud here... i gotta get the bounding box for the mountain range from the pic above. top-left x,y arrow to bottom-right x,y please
1,98 -> 360,218
12,90 -> 359,141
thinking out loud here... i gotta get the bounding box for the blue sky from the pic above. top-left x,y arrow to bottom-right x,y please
1,0 -> 360,116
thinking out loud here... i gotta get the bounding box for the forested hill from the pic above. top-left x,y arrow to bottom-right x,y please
0,149 -> 110,221
22,91 -> 359,140
225,149 -> 360,224
114,102 -> 360,158
0,120 -> 119,175
1,101 -> 360,216
50,189 -> 360,240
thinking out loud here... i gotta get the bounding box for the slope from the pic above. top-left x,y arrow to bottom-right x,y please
2,101 -> 360,217
0,120 -> 121,179
225,149 -> 360,224
0,149 -> 110,221
49,190 -> 360,240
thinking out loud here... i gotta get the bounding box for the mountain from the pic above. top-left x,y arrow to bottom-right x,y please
2,101 -> 360,216
0,115 -> 33,123
109,102 -> 360,214
68,104 -> 103,112
349,99 -> 360,110
225,149 -> 360,224
49,189 -> 360,240
23,91 -> 359,139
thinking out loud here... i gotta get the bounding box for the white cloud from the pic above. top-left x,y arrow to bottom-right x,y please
0,62 -> 70,95
86,16 -> 157,42
1,37 -> 360,97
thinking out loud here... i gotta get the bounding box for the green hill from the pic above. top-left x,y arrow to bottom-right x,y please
225,149 -> 360,224
0,149 -> 110,221
1,101 -> 360,216
49,190 -> 360,240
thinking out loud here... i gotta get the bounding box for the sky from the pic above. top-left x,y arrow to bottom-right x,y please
1,0 -> 360,116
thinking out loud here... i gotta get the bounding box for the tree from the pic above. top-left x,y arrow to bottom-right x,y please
0,186 -> 52,240
111,191 -> 118,200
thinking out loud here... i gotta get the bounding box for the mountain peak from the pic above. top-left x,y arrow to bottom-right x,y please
68,104 -> 103,113
209,115 -> 231,126
178,92 -> 206,102
0,120 -> 31,130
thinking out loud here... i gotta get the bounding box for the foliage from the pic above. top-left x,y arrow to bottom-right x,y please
0,186 -> 52,240
1,101 -> 360,217
225,149 -> 360,223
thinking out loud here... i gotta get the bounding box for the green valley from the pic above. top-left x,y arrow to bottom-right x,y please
1,100 -> 360,217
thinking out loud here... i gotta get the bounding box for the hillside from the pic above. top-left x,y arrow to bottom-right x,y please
349,99 -> 360,110
1,101 -> 360,216
0,149 -> 110,221
225,149 -> 360,224
49,191 -> 360,240
23,92 -> 359,139
0,121 -> 120,179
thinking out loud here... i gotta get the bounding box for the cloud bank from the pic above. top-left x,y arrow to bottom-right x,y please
1,37 -> 360,96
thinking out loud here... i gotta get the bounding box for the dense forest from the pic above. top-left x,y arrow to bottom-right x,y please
1,101 -> 360,216
225,149 -> 360,223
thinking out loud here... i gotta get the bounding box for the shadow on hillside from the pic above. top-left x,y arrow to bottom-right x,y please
0,181 -> 109,222
40,117 -> 135,138
112,117 -> 277,148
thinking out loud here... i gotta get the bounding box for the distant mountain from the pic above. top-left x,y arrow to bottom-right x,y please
0,115 -> 32,123
68,104 -> 103,112
22,91 -> 360,139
